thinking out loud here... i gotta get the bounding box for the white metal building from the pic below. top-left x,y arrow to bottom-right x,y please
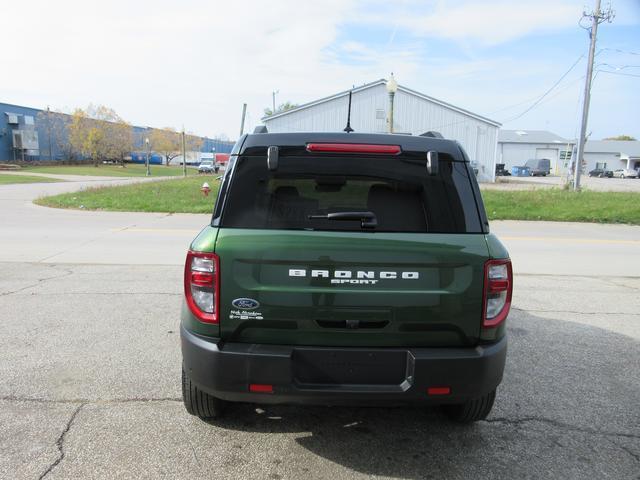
262,79 -> 501,181
497,130 -> 574,175
584,141 -> 640,173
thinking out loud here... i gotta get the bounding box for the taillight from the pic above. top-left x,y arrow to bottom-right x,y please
184,251 -> 219,324
482,259 -> 512,328
305,143 -> 401,155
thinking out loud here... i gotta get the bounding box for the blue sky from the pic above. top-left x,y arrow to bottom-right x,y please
1,0 -> 638,140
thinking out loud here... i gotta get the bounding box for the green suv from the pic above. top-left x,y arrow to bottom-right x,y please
181,131 -> 512,423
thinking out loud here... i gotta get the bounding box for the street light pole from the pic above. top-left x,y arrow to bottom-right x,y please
145,137 -> 150,176
239,103 -> 247,136
272,90 -> 279,114
386,74 -> 398,133
47,106 -> 53,161
181,128 -> 187,177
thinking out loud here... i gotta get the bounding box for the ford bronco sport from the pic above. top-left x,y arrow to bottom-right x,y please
181,131 -> 512,423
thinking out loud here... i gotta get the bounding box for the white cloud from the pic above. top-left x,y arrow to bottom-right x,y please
361,0 -> 582,45
0,0 -> 636,140
0,0 -> 371,137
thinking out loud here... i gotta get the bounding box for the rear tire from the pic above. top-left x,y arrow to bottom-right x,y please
442,389 -> 496,423
182,367 -> 225,419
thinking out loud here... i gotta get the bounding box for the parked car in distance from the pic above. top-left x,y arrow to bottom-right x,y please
613,168 -> 638,179
588,168 -> 613,178
198,160 -> 219,174
524,158 -> 551,176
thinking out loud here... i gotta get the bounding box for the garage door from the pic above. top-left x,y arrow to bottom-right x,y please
536,148 -> 559,174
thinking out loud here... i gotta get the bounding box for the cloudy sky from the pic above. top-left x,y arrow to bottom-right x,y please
2,0 -> 639,140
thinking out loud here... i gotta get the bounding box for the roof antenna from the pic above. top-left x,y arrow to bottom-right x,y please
343,90 -> 354,133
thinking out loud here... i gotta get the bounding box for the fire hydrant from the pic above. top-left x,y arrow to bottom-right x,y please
200,182 -> 211,197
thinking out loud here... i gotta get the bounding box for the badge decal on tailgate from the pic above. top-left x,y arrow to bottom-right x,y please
232,298 -> 260,310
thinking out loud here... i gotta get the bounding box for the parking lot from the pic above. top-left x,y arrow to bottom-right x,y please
1,178 -> 639,479
485,174 -> 640,192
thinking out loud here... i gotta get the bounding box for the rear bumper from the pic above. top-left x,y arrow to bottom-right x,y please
181,324 -> 507,406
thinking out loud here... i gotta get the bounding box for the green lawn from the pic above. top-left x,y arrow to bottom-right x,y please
24,163 -> 198,177
0,174 -> 64,185
35,176 -> 220,213
481,189 -> 640,224
36,179 -> 640,224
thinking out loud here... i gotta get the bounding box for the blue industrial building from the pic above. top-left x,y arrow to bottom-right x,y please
0,101 -> 234,163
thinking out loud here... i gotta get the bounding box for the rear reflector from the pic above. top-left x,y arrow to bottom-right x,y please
306,143 -> 401,155
427,386 -> 451,396
249,384 -> 274,393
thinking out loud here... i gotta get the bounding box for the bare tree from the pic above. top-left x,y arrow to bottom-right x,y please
36,109 -> 77,161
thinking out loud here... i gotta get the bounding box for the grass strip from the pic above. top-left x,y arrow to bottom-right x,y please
0,174 -> 64,185
35,177 -> 220,214
36,179 -> 640,224
24,164 -> 198,177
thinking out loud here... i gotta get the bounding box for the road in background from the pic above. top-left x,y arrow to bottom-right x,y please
1,180 -> 639,276
0,177 -> 638,479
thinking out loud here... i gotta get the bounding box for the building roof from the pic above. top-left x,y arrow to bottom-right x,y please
262,79 -> 501,127
498,129 -> 571,144
585,140 -> 640,156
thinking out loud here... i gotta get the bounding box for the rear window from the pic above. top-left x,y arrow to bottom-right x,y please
220,154 -> 482,233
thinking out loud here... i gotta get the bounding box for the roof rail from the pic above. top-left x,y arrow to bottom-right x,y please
253,125 -> 268,134
420,131 -> 444,139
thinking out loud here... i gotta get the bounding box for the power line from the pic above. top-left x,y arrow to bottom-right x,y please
501,54 -> 585,123
599,47 -> 640,56
595,69 -> 640,78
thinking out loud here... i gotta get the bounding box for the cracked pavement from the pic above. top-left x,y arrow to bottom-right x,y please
0,180 -> 639,479
1,264 -> 638,479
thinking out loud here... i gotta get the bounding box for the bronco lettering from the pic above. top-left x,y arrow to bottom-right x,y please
288,268 -> 419,280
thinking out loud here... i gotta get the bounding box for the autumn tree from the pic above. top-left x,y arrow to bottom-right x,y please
149,128 -> 181,166
263,101 -> 298,117
185,132 -> 203,159
603,135 -> 636,141
106,119 -> 134,166
68,105 -> 133,166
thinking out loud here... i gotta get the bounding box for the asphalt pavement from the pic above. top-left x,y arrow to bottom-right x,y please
0,178 -> 638,479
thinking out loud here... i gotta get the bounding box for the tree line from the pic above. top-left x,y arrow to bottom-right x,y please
37,105 -> 206,166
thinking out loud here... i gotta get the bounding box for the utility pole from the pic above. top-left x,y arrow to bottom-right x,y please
239,103 -> 247,136
574,0 -> 614,191
272,90 -> 279,114
181,128 -> 187,177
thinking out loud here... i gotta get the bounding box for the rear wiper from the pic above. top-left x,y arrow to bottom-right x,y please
308,211 -> 377,229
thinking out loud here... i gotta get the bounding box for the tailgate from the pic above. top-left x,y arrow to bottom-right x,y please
215,228 -> 488,347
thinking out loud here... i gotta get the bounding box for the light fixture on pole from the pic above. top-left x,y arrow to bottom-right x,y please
145,137 -> 150,176
386,73 -> 398,133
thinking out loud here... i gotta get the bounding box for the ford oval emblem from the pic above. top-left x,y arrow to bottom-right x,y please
232,298 -> 260,310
